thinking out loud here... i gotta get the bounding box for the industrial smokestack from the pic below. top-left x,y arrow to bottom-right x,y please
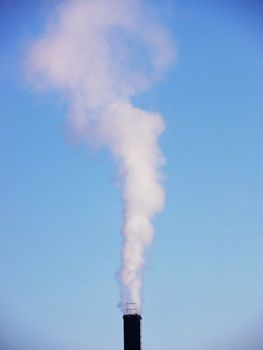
123,303 -> 142,350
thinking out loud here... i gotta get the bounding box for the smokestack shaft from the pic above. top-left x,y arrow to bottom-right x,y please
123,314 -> 142,350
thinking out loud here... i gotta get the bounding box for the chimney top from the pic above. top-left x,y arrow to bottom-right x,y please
125,302 -> 139,315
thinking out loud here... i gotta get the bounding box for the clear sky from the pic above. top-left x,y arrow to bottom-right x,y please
1,1 -> 263,349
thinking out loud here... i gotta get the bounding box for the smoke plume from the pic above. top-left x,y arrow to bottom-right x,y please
27,0 -> 174,313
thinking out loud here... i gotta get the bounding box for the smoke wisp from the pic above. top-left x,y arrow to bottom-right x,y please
27,0 -> 174,313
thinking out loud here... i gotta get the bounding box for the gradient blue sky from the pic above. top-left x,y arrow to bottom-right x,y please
1,1 -> 263,349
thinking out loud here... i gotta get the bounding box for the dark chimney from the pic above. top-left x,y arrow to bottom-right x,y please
123,313 -> 142,350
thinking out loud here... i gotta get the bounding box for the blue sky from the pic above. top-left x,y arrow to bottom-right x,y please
1,1 -> 263,349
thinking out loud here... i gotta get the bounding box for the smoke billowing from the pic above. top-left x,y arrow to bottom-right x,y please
27,0 -> 174,312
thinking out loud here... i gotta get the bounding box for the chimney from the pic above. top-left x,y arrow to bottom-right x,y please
123,303 -> 142,350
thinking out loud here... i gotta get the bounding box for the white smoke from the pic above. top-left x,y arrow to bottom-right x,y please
27,0 -> 174,313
